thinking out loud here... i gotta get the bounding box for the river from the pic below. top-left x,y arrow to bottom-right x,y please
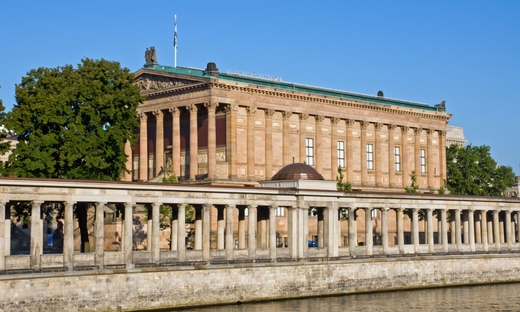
168,283 -> 520,311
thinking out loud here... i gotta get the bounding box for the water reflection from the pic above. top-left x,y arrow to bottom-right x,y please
174,283 -> 520,312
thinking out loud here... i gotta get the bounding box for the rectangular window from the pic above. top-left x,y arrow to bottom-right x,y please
394,146 -> 401,172
337,141 -> 345,168
420,149 -> 426,173
276,207 -> 285,217
306,138 -> 314,165
366,144 -> 373,170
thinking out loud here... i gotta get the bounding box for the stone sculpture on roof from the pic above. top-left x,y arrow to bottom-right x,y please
145,46 -> 157,64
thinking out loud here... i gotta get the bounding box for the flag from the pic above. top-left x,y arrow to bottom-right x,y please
174,15 -> 178,51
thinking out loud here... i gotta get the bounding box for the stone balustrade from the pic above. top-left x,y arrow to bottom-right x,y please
1,177 -> 520,273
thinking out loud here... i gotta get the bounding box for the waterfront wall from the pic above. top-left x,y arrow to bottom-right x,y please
2,254 -> 520,311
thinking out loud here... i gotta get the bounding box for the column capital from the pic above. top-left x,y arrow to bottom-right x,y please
204,101 -> 219,110
426,128 -> 435,135
345,119 -> 355,127
413,127 -> 422,134
124,202 -> 135,208
437,130 -> 447,137
168,107 -> 180,116
282,111 -> 293,120
224,103 -> 238,113
186,104 -> 198,113
96,202 -> 107,207
359,121 -> 369,129
330,117 -> 340,125
374,122 -> 383,130
401,126 -> 410,133
387,124 -> 397,131
153,110 -> 163,118
246,106 -> 257,115
314,115 -> 325,123
299,113 -> 309,121
248,204 -> 258,210
138,112 -> 147,121
264,109 -> 275,118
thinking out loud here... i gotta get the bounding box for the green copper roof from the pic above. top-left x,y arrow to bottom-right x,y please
144,64 -> 442,112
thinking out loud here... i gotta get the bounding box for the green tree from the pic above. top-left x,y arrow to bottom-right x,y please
404,171 -> 419,193
5,58 -> 143,180
0,87 -> 13,172
446,144 -> 515,196
336,166 -> 351,191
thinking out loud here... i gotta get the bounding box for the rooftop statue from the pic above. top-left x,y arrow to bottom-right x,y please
145,46 -> 157,64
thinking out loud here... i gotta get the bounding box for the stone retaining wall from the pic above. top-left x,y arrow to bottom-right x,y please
1,255 -> 520,311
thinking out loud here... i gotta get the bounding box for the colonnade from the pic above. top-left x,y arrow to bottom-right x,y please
135,104 -> 446,188
2,197 -> 520,273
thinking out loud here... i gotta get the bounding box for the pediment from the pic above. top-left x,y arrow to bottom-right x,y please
135,73 -> 201,92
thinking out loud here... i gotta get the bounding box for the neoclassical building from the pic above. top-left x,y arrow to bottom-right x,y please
127,62 -> 451,191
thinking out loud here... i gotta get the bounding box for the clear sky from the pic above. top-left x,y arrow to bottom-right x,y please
1,1 -> 519,173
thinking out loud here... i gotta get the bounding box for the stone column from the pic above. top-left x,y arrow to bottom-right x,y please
95,202 -> 106,268
317,209 -> 324,248
455,209 -> 462,251
426,129 -> 435,189
169,107 -> 181,177
450,213 -> 456,245
506,210 -> 512,250
348,207 -> 357,256
381,207 -> 389,255
246,106 -> 256,180
441,209 -> 448,252
123,140 -> 133,181
346,120 -> 355,184
63,201 -> 74,270
264,110 -> 275,179
360,121 -> 368,186
282,111 -> 292,166
299,114 -> 308,163
238,207 -> 246,249
154,110 -> 164,176
170,205 -> 178,251
300,206 -> 309,259
202,204 -> 211,261
412,208 -> 419,253
438,130 -> 447,183
487,212 -> 494,244
206,102 -> 219,180
177,204 -> 186,262
226,104 -> 238,179
468,209 -> 475,252
0,202 -> 6,271
248,205 -> 257,259
401,126 -> 410,187
481,210 -> 489,251
124,202 -> 134,267
217,207 -> 225,249
365,207 -> 373,255
288,206 -> 298,259
475,212 -> 482,244
396,208 -> 404,254
226,205 -> 234,260
30,201 -> 43,269
427,208 -> 434,253
257,208 -> 267,249
139,112 -> 148,181
463,210 -> 469,244
499,213 -> 505,243
151,202 -> 160,262
187,104 -> 198,181
315,116 -> 324,173
414,128 -> 422,182
325,204 -> 339,257
330,118 -> 339,181
493,210 -> 500,251
269,206 -> 277,260
374,123 -> 383,187
194,206 -> 202,250
388,125 -> 396,188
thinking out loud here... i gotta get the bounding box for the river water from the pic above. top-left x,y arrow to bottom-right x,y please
172,283 -> 520,312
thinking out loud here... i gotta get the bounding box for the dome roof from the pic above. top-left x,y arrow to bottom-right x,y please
271,163 -> 324,181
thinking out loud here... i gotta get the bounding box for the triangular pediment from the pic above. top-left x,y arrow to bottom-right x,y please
134,72 -> 203,93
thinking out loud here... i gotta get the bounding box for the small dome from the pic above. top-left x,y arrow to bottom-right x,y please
271,163 -> 324,181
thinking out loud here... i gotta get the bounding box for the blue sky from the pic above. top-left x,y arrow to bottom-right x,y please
1,1 -> 520,173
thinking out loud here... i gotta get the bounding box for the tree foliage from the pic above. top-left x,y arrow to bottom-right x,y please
0,87 -> 12,171
5,58 -> 143,180
404,171 -> 419,193
446,144 -> 515,196
336,166 -> 352,191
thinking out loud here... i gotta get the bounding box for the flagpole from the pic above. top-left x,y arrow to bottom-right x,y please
174,14 -> 178,67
